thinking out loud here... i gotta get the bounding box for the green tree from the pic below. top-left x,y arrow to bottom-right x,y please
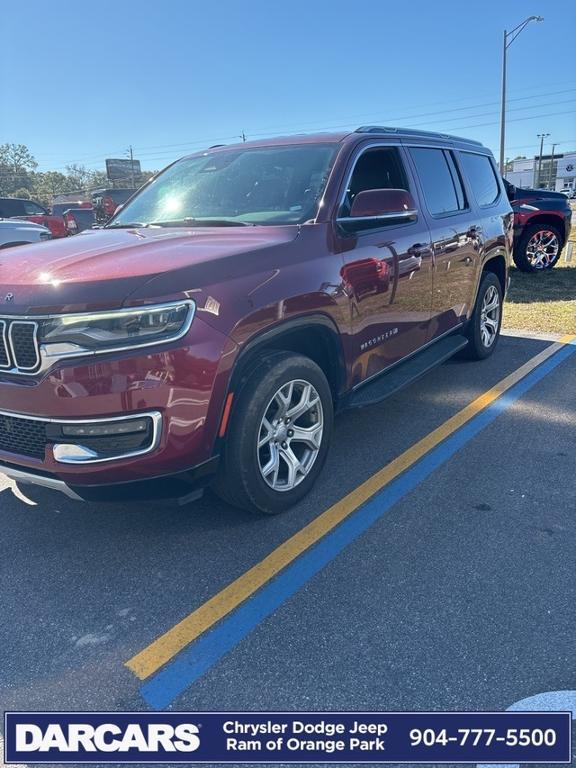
0,143 -> 38,196
31,171 -> 78,207
65,164 -> 107,191
12,188 -> 32,199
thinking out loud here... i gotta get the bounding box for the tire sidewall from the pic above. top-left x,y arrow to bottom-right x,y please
515,223 -> 562,272
228,355 -> 334,514
469,273 -> 503,359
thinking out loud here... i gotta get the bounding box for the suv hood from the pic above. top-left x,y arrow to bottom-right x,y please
0,226 -> 299,314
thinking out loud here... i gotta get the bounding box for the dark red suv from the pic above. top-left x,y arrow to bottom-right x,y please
0,127 -> 512,514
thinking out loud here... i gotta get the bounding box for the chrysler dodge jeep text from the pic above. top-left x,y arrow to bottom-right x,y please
0,127 -> 512,514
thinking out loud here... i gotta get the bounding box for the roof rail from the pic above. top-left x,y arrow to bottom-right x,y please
355,126 -> 483,146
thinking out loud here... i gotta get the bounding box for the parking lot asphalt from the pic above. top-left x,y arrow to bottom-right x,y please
1,331 -> 575,765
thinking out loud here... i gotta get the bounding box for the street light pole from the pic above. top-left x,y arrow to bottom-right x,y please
537,133 -> 550,187
499,15 -> 544,175
548,143 -> 558,190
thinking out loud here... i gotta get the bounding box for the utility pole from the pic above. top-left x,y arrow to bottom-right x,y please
499,29 -> 507,174
128,145 -> 135,189
499,16 -> 544,174
536,133 -> 550,188
548,143 -> 558,190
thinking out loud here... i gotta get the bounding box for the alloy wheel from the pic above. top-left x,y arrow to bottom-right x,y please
257,379 -> 324,492
526,229 -> 560,269
480,285 -> 500,348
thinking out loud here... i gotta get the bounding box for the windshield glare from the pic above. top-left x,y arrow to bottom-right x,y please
110,144 -> 337,228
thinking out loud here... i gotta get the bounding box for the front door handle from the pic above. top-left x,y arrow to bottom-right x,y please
409,242 -> 432,257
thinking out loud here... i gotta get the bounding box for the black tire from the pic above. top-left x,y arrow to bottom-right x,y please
213,351 -> 333,515
463,271 -> 503,360
513,222 -> 563,272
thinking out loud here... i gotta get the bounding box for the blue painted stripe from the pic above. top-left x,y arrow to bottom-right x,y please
141,343 -> 575,709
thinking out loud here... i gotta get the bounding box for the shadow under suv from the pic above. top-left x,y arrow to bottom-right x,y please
0,127 -> 512,514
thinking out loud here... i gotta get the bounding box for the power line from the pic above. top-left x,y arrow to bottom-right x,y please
30,84 -> 576,168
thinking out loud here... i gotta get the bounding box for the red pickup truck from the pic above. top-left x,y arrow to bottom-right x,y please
0,197 -> 67,238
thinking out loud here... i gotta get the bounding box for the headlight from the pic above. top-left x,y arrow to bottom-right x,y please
40,300 -> 195,357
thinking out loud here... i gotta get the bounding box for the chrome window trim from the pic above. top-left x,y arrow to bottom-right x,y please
0,300 -> 195,377
8,320 -> 40,371
337,210 -> 418,224
0,409 -> 162,465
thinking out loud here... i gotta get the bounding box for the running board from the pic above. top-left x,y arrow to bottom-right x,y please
346,334 -> 468,409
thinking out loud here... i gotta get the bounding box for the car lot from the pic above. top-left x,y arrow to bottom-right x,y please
1,331 -> 575,744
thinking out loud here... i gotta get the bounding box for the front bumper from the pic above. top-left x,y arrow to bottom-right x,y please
0,454 -> 220,502
0,316 -> 236,500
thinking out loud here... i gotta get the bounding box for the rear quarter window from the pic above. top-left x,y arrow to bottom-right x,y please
459,152 -> 500,207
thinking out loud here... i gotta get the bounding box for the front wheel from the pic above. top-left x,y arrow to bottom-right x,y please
213,352 -> 334,515
463,272 -> 503,360
514,222 -> 563,272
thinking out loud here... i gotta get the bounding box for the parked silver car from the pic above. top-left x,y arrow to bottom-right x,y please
0,218 -> 52,249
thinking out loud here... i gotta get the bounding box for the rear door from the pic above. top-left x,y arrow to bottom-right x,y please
406,145 -> 481,340
336,144 -> 434,386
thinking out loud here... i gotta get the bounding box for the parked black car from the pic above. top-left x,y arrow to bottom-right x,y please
503,180 -> 572,271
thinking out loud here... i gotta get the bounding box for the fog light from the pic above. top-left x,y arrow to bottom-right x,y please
50,413 -> 161,464
61,418 -> 149,437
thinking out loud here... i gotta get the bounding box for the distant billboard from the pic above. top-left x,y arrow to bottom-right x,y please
106,158 -> 142,182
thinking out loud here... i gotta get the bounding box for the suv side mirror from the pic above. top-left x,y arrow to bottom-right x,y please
338,188 -> 417,229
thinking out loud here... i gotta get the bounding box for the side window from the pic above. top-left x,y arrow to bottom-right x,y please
409,147 -> 466,217
0,199 -> 23,217
458,152 -> 500,207
23,201 -> 46,215
339,147 -> 410,225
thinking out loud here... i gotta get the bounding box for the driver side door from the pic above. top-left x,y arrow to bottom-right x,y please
335,144 -> 434,387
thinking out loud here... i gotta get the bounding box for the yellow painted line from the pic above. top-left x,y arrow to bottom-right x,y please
126,334 -> 576,680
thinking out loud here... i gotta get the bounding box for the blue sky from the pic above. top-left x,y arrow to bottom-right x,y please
1,0 -> 575,172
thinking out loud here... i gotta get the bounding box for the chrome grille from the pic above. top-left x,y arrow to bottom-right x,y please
0,319 -> 41,373
0,321 -> 9,368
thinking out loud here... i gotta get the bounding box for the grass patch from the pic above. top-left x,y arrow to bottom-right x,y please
503,205 -> 575,334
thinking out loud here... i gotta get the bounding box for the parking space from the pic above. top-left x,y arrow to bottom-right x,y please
1,332 -> 575,741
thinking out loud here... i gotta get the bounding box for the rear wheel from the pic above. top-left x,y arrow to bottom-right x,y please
463,272 -> 502,360
213,352 -> 333,515
514,222 -> 563,272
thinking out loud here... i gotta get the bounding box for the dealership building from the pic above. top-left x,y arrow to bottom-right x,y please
505,150 -> 576,192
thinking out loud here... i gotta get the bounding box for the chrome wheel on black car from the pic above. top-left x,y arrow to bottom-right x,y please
514,223 -> 563,272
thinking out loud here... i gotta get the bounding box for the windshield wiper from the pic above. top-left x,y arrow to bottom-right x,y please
149,218 -> 253,227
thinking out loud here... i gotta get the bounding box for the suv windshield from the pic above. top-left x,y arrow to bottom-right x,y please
109,143 -> 337,228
